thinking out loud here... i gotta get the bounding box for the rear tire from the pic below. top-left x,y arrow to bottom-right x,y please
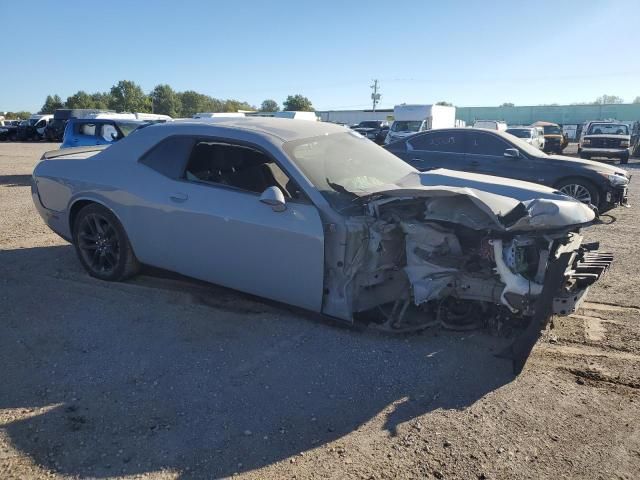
555,178 -> 600,207
72,204 -> 140,281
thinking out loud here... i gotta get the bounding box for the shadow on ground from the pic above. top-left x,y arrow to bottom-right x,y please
0,245 -> 515,479
0,174 -> 31,187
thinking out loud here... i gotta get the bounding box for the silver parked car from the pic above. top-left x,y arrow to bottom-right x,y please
32,118 -> 612,368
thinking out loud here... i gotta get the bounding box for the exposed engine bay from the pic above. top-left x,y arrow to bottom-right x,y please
323,192 -> 612,343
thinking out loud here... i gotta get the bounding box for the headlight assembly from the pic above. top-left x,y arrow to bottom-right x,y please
599,172 -> 629,186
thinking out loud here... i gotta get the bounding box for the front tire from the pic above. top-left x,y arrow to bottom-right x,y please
556,178 -> 600,207
72,204 -> 140,281
620,153 -> 629,164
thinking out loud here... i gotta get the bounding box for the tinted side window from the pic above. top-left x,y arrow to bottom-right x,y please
100,123 -> 119,142
76,122 -> 96,136
467,133 -> 509,156
409,131 -> 464,153
183,141 -> 296,198
140,136 -> 195,179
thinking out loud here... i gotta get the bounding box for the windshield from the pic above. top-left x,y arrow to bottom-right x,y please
357,121 -> 380,129
587,123 -> 629,135
283,131 -> 416,210
391,121 -> 421,133
115,121 -> 145,136
506,128 -> 532,139
542,125 -> 562,135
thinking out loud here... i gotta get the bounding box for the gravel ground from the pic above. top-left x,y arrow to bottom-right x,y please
1,142 -> 639,480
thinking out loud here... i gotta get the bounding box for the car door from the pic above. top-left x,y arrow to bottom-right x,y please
127,136 -> 326,312
404,130 -> 468,172
465,131 -> 539,182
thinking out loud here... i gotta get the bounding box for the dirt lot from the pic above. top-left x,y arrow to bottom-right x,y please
1,142 -> 639,480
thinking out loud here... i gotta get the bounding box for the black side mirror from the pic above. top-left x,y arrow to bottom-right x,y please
504,148 -> 520,158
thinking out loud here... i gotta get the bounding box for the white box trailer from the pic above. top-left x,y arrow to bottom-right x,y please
317,109 -> 393,125
274,111 -> 318,121
385,104 -> 456,144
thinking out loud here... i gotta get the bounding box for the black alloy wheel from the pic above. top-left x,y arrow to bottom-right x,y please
73,204 -> 139,281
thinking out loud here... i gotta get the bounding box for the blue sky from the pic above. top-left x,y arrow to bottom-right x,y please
1,0 -> 639,112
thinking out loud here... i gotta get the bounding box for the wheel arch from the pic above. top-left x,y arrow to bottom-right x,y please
68,197 -> 128,243
552,175 -> 602,206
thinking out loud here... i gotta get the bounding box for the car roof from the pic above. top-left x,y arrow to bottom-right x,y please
167,117 -> 349,142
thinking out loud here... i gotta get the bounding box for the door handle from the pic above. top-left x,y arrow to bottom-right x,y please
470,160 -> 480,166
169,192 -> 188,202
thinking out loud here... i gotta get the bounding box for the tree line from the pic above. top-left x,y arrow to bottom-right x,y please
32,80 -> 315,118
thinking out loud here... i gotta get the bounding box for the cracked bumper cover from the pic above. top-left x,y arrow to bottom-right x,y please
552,244 -> 613,315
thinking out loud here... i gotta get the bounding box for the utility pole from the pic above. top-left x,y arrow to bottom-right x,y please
370,79 -> 381,111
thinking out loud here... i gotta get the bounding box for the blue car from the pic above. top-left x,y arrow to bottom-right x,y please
61,118 -> 147,149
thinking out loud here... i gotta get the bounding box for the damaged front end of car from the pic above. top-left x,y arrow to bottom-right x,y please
321,171 -> 612,372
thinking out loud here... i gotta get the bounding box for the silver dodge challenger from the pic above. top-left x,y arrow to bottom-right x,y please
32,118 -> 612,369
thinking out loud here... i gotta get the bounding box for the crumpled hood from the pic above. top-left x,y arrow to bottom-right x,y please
364,169 -> 595,231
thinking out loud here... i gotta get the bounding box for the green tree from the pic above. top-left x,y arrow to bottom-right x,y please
222,99 -> 254,112
4,111 -> 31,119
178,90 -> 214,117
108,80 -> 151,112
500,102 -> 515,107
633,96 -> 640,104
65,91 -> 96,109
39,95 -> 64,114
260,99 -> 280,112
283,94 -> 314,111
435,101 -> 453,107
150,84 -> 181,117
91,92 -> 112,110
593,94 -> 624,105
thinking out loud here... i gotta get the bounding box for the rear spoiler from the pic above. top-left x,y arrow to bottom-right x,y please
42,145 -> 109,160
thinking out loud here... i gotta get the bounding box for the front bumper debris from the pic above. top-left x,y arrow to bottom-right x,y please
553,246 -> 613,315
504,242 -> 613,373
